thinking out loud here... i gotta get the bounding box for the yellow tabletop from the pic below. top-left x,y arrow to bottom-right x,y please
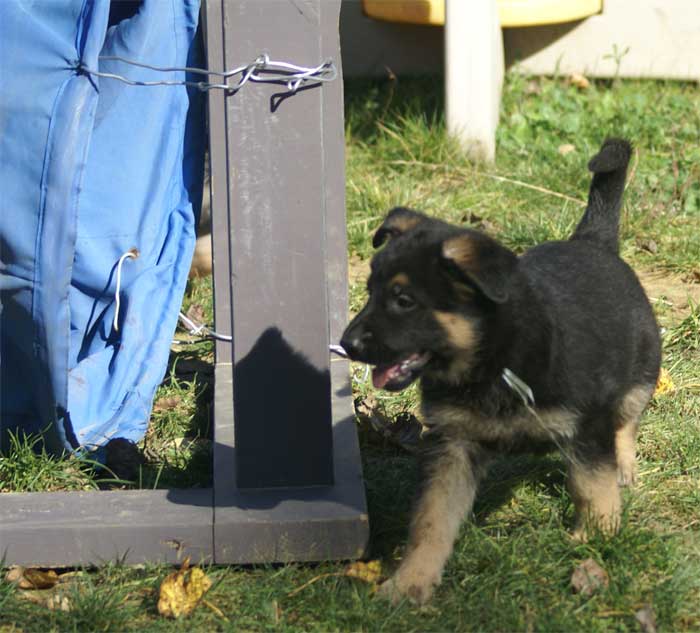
362,0 -> 602,27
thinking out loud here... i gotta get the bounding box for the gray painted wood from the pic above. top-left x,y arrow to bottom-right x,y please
217,0 -> 335,490
214,361 -> 368,563
321,0 -> 350,346
0,489 -> 213,566
203,0 -> 233,367
208,0 -> 368,561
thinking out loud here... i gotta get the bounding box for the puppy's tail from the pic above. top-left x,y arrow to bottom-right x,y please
570,138 -> 632,254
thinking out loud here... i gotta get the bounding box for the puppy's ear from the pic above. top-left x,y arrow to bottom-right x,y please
441,232 -> 517,304
372,207 -> 427,248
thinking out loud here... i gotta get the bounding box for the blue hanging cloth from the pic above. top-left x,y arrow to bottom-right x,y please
0,0 -> 205,453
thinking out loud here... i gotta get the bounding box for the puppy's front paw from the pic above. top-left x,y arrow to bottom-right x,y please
376,566 -> 440,605
571,526 -> 590,543
617,461 -> 637,487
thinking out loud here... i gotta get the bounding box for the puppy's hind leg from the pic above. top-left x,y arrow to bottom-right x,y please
567,426 -> 622,543
378,440 -> 489,605
568,455 -> 621,541
615,385 -> 654,487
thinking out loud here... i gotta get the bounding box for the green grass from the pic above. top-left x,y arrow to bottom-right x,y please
1,72 -> 699,631
0,430 -> 97,493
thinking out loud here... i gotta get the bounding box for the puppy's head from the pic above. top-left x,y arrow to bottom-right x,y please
340,207 -> 517,391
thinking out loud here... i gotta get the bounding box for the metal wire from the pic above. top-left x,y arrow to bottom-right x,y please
177,313 -> 352,360
81,53 -> 337,94
178,311 -> 232,342
328,344 -> 349,358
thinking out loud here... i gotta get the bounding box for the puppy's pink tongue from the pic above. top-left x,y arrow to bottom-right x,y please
372,364 -> 396,389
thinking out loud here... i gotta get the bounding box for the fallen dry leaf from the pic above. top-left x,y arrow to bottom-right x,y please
185,303 -> 206,326
654,368 -> 675,397
157,558 -> 213,619
354,396 -> 423,453
153,395 -> 183,413
569,73 -> 590,89
57,570 -> 86,583
5,567 -> 59,590
344,560 -> 383,585
639,238 -> 659,255
354,393 -> 378,420
525,79 -> 541,95
460,211 -> 498,234
4,567 -> 24,585
287,560 -> 384,598
271,599 -> 281,625
558,144 -> 576,156
571,558 -> 609,597
18,587 -> 72,612
635,604 -> 657,633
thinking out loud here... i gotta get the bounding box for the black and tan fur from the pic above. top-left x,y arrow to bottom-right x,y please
340,139 -> 661,604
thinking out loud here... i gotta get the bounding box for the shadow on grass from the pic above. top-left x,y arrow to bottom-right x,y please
344,76 -> 445,143
363,444 -> 568,560
127,348 -> 214,489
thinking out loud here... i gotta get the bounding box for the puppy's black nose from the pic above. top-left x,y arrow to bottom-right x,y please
340,329 -> 373,360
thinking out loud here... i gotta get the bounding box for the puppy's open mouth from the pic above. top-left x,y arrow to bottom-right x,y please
372,352 -> 431,391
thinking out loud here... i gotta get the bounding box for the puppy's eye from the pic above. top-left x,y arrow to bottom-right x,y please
396,294 -> 416,310
390,293 -> 416,313
389,284 -> 417,312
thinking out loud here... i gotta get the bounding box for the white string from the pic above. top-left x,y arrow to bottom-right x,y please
81,53 -> 337,94
113,249 -> 138,333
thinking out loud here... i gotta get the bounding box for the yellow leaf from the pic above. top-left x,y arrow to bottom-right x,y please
157,558 -> 212,619
5,567 -> 59,590
344,560 -> 383,585
654,368 -> 675,397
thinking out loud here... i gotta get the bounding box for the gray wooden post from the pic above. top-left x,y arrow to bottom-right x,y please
206,0 -> 368,562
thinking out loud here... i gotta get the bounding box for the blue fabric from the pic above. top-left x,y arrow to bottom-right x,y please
0,0 -> 204,453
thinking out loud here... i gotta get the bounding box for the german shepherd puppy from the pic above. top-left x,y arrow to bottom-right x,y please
341,139 -> 661,604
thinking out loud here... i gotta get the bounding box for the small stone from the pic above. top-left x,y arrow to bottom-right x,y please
639,239 -> 659,254
558,144 -> 576,156
569,73 -> 590,89
153,395 -> 183,413
635,604 -> 657,633
525,80 -> 541,95
571,558 -> 609,596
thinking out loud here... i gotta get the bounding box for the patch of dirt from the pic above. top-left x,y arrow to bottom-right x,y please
637,269 -> 700,326
348,254 -> 370,287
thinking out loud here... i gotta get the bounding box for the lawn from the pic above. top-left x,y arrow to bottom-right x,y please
1,71 -> 699,631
